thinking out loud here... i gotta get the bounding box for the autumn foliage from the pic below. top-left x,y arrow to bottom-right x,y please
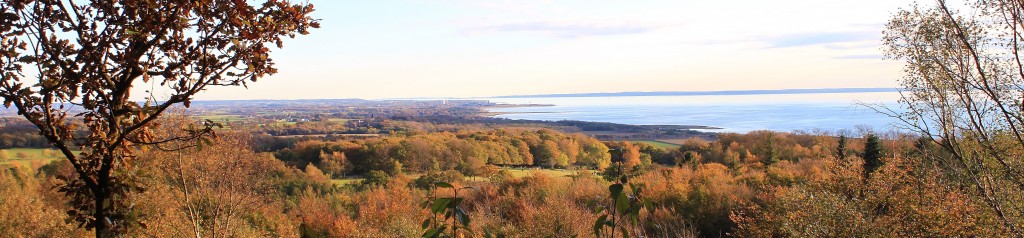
3,118 -> 1016,237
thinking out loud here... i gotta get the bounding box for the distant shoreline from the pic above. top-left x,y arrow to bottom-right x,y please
477,103 -> 555,116
487,103 -> 555,108
113,87 -> 900,103
478,111 -> 559,117
478,101 -> 727,131
478,88 -> 899,133
492,87 -> 897,99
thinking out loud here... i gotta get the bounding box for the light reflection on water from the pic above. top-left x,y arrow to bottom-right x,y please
480,92 -> 903,133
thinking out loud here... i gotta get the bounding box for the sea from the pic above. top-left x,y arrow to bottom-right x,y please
481,92 -> 903,133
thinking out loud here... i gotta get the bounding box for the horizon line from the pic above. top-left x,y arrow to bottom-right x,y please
190,87 -> 899,102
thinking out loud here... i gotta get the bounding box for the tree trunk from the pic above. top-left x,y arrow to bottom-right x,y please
94,185 -> 109,238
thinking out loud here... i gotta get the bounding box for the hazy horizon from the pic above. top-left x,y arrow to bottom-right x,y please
180,87 -> 896,101
140,0 -> 913,101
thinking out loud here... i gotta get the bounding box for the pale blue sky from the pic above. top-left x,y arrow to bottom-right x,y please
195,0 -> 911,100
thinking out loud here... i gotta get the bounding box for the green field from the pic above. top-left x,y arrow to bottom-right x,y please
501,168 -> 578,178
332,177 -> 364,186
460,168 -> 589,181
270,120 -> 299,126
196,114 -> 245,122
327,118 -> 351,123
0,148 -> 72,170
631,140 -> 681,150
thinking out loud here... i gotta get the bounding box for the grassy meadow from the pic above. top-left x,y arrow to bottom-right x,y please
631,140 -> 681,150
0,148 -> 71,170
195,114 -> 246,122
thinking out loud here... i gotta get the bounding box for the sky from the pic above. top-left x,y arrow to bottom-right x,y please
194,0 -> 913,100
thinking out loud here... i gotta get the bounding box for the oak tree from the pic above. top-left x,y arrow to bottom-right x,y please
0,0 -> 318,236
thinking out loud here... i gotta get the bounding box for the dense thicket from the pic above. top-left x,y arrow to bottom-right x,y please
7,127 -> 1009,237
273,129 -> 614,178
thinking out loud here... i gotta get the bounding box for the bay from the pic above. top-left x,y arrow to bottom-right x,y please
482,92 -> 903,133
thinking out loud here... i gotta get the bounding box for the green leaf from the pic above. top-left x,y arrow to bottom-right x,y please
630,205 -> 642,216
629,183 -> 642,195
594,206 -> 604,214
609,184 -> 623,200
422,227 -> 443,238
593,215 -> 607,237
451,197 -> 464,207
421,218 -> 431,229
620,227 -> 630,238
456,207 -> 470,226
431,198 -> 452,213
435,182 -> 453,188
615,193 -> 629,213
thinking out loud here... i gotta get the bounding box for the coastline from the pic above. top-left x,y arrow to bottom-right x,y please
479,103 -> 558,117
485,103 -> 555,108
478,111 -> 558,117
478,102 -> 722,131
476,92 -> 900,133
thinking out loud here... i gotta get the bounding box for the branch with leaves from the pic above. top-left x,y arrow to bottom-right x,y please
593,171 -> 653,238
420,182 -> 475,238
0,0 -> 318,236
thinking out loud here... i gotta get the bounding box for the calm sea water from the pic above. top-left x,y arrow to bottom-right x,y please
482,92 -> 903,133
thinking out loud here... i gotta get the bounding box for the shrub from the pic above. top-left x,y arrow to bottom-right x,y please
413,170 -> 465,190
362,170 -> 391,188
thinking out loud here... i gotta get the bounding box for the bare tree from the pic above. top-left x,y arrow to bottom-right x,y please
0,0 -> 317,236
884,0 -> 1024,234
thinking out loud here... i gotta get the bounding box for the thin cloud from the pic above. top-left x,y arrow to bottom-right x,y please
834,54 -> 883,60
824,41 -> 881,50
770,31 -> 878,48
473,21 -> 656,38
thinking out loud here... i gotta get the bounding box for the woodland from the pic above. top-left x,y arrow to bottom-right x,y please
3,0 -> 1024,237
